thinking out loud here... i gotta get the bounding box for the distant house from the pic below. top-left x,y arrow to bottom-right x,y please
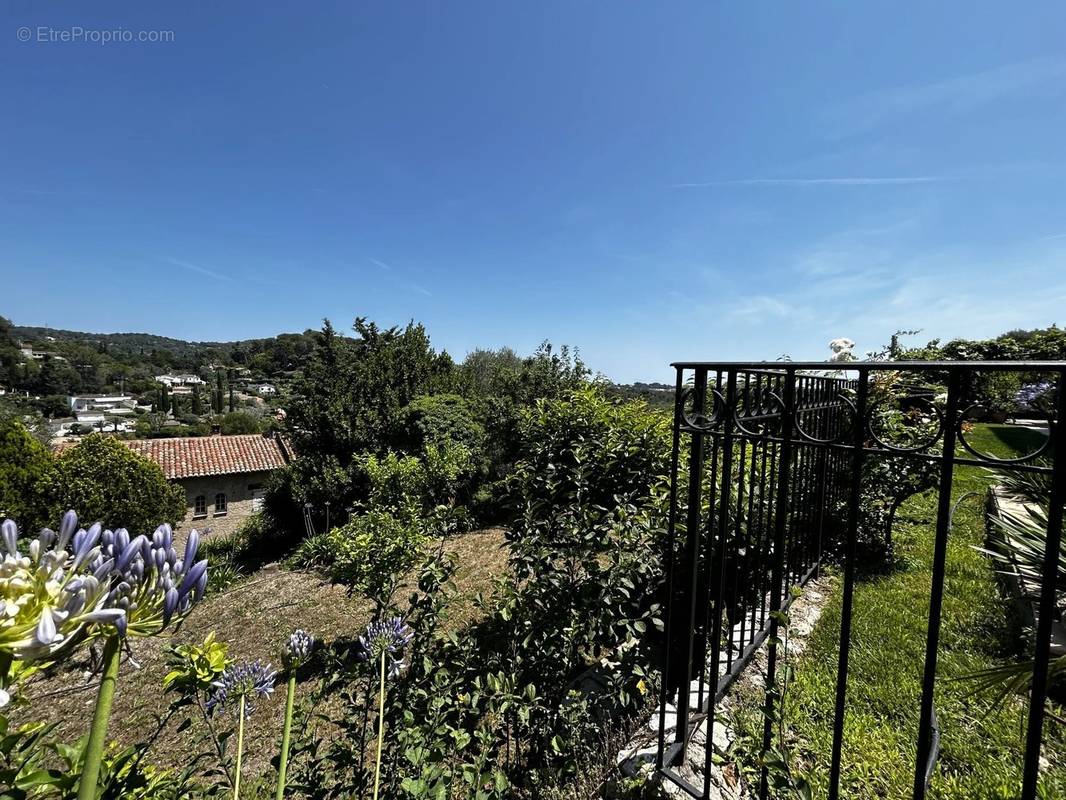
155,374 -> 206,387
123,433 -> 290,537
69,395 -> 137,414
257,384 -> 278,395
58,417 -> 136,437
19,345 -> 64,362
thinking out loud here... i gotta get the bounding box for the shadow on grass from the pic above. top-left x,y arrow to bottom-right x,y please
964,423 -> 1048,460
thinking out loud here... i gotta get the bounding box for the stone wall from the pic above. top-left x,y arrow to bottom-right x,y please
174,470 -> 272,538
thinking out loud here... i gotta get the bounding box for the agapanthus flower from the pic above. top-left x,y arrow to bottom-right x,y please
283,629 -> 316,669
1017,381 -> 1054,408
0,511 -> 210,666
357,617 -> 413,678
1,512 -> 123,662
89,523 -> 208,637
207,659 -> 277,717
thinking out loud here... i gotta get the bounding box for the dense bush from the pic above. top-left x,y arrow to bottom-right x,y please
0,427 -> 186,537
295,497 -> 667,798
292,510 -> 427,607
356,441 -> 474,521
46,435 -> 186,533
508,386 -> 673,519
219,410 -> 263,435
0,415 -> 54,532
394,394 -> 484,456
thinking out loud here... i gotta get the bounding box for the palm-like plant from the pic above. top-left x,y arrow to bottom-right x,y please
969,464 -> 1064,708
978,505 -> 1066,601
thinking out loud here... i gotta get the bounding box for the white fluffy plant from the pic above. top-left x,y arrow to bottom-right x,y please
828,337 -> 856,363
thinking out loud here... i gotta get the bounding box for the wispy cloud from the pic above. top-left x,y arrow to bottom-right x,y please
673,177 -> 950,188
159,257 -> 232,282
369,256 -> 432,297
728,295 -> 799,319
826,56 -> 1066,137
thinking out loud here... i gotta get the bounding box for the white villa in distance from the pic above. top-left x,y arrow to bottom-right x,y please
155,373 -> 206,387
69,395 -> 137,415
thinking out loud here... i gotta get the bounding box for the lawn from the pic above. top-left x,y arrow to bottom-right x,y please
730,423 -> 1066,798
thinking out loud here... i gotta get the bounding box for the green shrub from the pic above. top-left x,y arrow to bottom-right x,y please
395,393 -> 485,459
291,510 -> 426,605
356,440 -> 474,521
219,411 -> 262,435
0,416 -> 54,532
973,370 -> 1023,415
47,434 -> 185,533
508,386 -> 672,519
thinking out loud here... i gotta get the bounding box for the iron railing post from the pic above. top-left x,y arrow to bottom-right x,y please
910,369 -> 962,798
1020,367 -> 1066,799
676,367 -> 707,759
758,367 -> 797,800
828,367 -> 870,800
703,370 -> 737,797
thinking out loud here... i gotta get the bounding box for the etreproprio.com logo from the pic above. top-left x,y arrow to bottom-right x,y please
17,26 -> 175,44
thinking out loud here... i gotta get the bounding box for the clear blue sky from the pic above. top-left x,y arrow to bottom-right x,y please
2,2 -> 1065,381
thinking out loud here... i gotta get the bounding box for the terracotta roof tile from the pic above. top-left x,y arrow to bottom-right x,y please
122,434 -> 289,480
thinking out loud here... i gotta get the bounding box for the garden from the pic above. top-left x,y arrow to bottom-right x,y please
2,323 -> 1066,799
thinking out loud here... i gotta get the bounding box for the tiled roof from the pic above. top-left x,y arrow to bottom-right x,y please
122,434 -> 289,480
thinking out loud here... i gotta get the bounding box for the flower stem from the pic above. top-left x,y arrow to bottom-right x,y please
234,695 -> 246,800
372,651 -> 386,800
77,635 -> 121,800
275,673 -> 297,800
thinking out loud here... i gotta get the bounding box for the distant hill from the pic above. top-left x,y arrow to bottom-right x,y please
11,326 -> 234,359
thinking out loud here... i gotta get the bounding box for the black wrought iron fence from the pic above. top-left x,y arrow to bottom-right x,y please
656,361 -> 1065,800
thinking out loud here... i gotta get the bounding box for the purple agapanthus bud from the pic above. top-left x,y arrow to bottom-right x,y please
36,608 -> 58,646
161,587 -> 179,626
115,535 -> 145,573
283,629 -> 316,668
58,510 -> 78,551
3,519 -> 19,557
178,559 -> 208,598
183,529 -> 200,571
92,559 -> 114,582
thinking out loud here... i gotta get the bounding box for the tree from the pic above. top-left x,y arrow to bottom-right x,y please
287,318 -> 453,462
0,415 -> 55,532
394,394 -> 485,460
215,371 -> 224,413
192,384 -> 203,415
220,410 -> 261,435
0,315 -> 20,388
275,318 -> 455,513
47,434 -> 186,533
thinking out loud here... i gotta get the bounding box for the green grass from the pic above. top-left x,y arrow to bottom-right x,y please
730,423 -> 1066,798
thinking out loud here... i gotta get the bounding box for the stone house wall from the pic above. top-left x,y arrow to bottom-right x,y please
173,470 -> 272,538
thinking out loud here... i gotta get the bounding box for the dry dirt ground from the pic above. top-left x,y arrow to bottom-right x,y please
14,528 -> 509,785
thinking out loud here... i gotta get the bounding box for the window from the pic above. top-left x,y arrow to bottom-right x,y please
214,492 -> 227,515
193,495 -> 207,518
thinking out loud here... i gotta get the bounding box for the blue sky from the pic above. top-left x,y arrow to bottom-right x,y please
2,2 -> 1065,382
